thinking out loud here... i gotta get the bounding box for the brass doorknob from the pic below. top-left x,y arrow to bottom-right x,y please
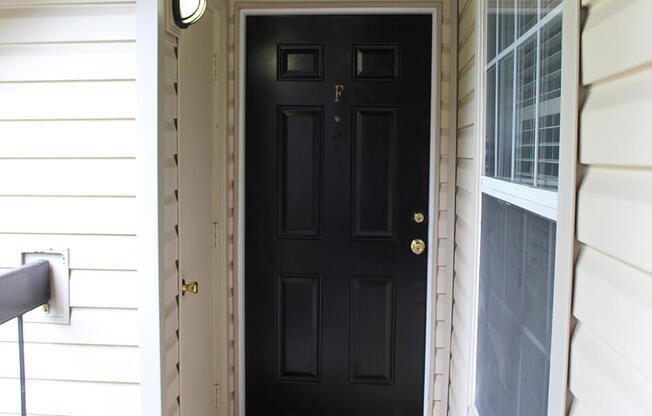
411,239 -> 426,255
182,279 -> 199,295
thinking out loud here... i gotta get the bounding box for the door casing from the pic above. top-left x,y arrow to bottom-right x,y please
235,5 -> 442,416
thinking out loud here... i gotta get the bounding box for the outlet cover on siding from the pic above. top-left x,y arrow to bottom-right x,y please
20,249 -> 70,325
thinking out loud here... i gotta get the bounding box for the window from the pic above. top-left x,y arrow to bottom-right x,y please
475,1 -> 563,416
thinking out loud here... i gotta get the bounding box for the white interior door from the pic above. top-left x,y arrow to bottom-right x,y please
178,8 -> 216,415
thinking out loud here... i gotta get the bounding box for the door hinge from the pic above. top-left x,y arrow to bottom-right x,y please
213,55 -> 219,80
213,222 -> 218,248
215,384 -> 221,408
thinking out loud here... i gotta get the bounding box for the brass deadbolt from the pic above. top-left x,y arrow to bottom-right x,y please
413,212 -> 425,224
411,239 -> 426,255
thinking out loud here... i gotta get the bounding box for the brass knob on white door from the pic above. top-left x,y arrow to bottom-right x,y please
411,239 -> 426,255
182,279 -> 199,295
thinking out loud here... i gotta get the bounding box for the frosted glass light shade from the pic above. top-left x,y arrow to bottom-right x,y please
172,0 -> 207,28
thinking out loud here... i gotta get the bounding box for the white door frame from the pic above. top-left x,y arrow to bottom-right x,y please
235,7 -> 441,415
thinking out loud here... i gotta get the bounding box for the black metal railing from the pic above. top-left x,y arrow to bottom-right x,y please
0,260 -> 51,416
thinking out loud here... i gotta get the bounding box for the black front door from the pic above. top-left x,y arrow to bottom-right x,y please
245,15 -> 432,416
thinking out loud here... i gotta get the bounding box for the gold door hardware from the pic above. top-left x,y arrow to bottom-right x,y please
334,84 -> 344,102
411,239 -> 426,255
413,212 -> 425,224
182,279 -> 199,295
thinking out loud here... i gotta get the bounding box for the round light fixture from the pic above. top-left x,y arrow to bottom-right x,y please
172,0 -> 207,29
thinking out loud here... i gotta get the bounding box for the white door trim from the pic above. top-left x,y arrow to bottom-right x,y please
236,7 -> 441,415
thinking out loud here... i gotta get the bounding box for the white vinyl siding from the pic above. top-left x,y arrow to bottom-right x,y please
448,0 -> 479,415
569,0 -> 652,415
434,1 -> 457,413
0,3 -> 139,415
161,33 -> 182,416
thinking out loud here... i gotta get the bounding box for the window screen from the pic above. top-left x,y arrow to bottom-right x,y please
476,195 -> 556,416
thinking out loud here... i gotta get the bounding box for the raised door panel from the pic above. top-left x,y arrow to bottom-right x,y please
352,108 -> 398,239
277,274 -> 322,381
278,107 -> 323,238
349,276 -> 396,384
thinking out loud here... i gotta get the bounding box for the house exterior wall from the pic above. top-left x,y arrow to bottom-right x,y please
447,0 -> 477,415
223,1 -> 457,415
569,0 -> 652,414
0,2 -> 141,415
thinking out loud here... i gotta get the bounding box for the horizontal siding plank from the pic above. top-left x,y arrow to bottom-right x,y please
569,401 -> 593,416
0,308 -> 138,346
457,94 -> 475,128
0,0 -> 135,5
0,234 -> 137,270
573,246 -> 652,379
458,0 -> 475,42
576,167 -> 652,272
457,125 -> 475,160
580,67 -> 652,167
164,85 -> 178,121
164,43 -> 178,83
70,270 -> 138,309
0,159 -> 136,196
0,42 -> 135,82
457,64 -> 475,105
0,5 -> 136,44
0,343 -> 139,383
0,196 -> 136,235
569,324 -> 652,416
582,0 -> 652,84
458,36 -> 475,74
0,379 -> 139,416
0,120 -> 136,158
455,187 -> 475,222
0,81 -> 136,120
456,159 -> 476,193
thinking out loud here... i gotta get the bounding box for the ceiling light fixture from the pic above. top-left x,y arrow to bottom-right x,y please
172,0 -> 207,29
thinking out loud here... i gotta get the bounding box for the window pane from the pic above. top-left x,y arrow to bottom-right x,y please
541,0 -> 562,17
537,15 -> 562,189
514,35 -> 536,185
476,194 -> 556,416
487,0 -> 498,62
498,0 -> 516,54
496,52 -> 514,180
517,0 -> 537,36
485,66 -> 497,176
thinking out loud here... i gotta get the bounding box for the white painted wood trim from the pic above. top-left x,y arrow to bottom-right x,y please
137,0 -> 164,414
547,1 -> 580,415
439,1 -> 458,413
465,0 -> 485,410
208,1 -> 230,414
236,6 -> 442,415
480,176 -> 558,221
423,8 -> 441,415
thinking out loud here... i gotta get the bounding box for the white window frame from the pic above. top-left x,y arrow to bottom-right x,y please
468,1 -> 580,416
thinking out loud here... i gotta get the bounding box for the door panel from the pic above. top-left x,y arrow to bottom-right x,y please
278,107 -> 323,238
349,276 -> 396,384
277,274 -> 321,382
353,107 -> 398,239
245,15 -> 432,416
